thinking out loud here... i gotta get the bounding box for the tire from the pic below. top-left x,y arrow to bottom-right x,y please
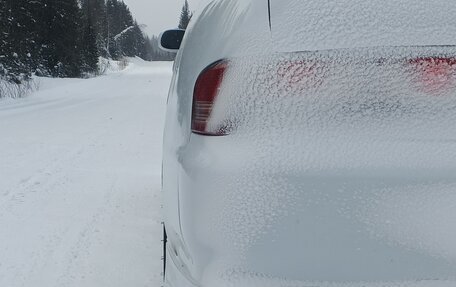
163,225 -> 168,281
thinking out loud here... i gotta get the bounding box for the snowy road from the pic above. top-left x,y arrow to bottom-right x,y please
0,59 -> 171,287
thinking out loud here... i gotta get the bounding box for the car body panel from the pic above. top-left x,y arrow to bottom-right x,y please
162,0 -> 271,285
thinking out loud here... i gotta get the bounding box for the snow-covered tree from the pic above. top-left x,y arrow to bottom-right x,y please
0,0 -> 44,82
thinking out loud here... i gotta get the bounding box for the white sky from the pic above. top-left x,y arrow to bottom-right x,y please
122,0 -> 202,37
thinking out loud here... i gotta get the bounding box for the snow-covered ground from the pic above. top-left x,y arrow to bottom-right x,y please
0,59 -> 171,287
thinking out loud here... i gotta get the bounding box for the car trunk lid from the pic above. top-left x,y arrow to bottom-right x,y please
269,0 -> 456,52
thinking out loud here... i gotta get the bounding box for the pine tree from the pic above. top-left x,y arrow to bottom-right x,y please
0,0 -> 11,81
0,0 -> 47,83
178,0 -> 192,30
40,0 -> 84,77
81,0 -> 109,57
106,0 -> 146,60
81,21 -> 99,74
107,0 -> 134,59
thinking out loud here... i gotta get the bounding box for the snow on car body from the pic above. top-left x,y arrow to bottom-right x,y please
162,0 -> 456,286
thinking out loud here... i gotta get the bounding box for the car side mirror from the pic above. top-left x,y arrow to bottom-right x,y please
159,29 -> 185,53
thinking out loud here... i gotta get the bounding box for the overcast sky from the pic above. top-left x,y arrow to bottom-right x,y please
122,0 -> 202,37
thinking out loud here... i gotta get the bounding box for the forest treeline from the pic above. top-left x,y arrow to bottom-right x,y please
0,0 -> 190,85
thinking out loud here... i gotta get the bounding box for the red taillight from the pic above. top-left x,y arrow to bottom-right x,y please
192,60 -> 229,136
409,57 -> 456,94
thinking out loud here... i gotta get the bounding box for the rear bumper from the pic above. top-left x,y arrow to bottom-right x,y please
171,133 -> 456,286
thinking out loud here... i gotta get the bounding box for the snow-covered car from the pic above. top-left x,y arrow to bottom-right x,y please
160,0 -> 456,286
